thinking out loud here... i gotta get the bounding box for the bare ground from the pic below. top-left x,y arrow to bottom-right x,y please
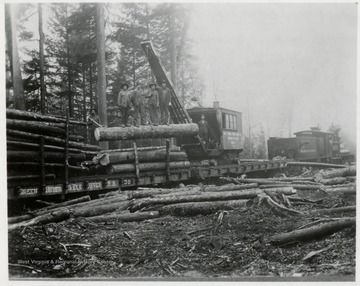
8,188 -> 355,280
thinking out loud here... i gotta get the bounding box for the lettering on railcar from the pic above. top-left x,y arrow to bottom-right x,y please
45,185 -> 63,194
18,187 -> 38,197
68,182 -> 84,192
87,181 -> 102,190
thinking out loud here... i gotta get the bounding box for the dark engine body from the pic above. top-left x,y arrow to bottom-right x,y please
267,128 -> 352,163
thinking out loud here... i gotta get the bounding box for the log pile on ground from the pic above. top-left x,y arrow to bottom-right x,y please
7,109 -> 100,181
7,165 -> 356,278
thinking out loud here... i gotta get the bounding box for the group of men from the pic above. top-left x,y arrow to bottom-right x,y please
87,80 -> 215,147
117,80 -> 172,127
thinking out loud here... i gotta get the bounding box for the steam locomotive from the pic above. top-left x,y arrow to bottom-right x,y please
267,126 -> 354,164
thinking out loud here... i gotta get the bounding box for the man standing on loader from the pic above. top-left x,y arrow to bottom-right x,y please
158,79 -> 171,125
131,83 -> 146,126
146,83 -> 159,126
118,83 -> 131,127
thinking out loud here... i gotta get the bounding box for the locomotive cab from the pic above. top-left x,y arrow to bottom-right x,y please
179,105 -> 245,160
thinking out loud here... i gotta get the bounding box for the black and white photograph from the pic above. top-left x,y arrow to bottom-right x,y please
3,0 -> 358,282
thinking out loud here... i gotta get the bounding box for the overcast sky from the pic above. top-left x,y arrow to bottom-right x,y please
187,3 -> 357,150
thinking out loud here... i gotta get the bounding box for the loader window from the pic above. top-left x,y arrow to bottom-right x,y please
222,113 -> 237,130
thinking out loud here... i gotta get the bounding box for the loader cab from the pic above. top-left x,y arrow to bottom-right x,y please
180,105 -> 245,160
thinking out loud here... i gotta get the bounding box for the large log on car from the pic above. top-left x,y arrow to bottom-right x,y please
8,174 -> 56,180
97,150 -> 188,165
7,140 -> 97,155
6,108 -> 87,126
107,161 -> 190,174
7,119 -> 65,135
158,199 -> 252,216
94,123 -> 199,141
8,208 -> 71,231
7,129 -> 101,151
130,187 -> 295,212
269,217 -> 356,246
85,211 -> 160,223
98,145 -> 180,153
7,150 -> 86,162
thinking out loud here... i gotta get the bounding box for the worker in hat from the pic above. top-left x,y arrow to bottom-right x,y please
146,82 -> 159,125
158,79 -> 171,125
131,83 -> 146,127
118,83 -> 131,127
87,108 -> 100,145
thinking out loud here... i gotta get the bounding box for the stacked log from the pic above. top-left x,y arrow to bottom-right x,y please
91,142 -> 190,175
7,108 -> 100,181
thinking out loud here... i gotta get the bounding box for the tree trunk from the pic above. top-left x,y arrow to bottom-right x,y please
308,206 -> 356,215
85,211 -> 159,223
130,187 -> 295,212
7,150 -> 86,162
7,109 -> 87,125
98,150 -> 188,165
7,129 -> 100,151
201,183 -> 258,192
317,177 -> 348,185
286,161 -> 347,169
8,195 -> 91,224
314,166 -> 356,182
7,140 -> 96,155
259,184 -> 321,190
7,119 -> 65,136
94,123 -> 199,141
95,3 -> 108,150
7,174 -> 56,181
126,186 -> 202,199
8,4 -> 25,110
38,3 -> 46,114
98,145 -> 180,153
269,217 -> 356,246
8,208 -> 71,231
7,162 -> 88,172
324,187 -> 356,194
237,177 -> 313,185
158,199 -> 252,217
71,200 -> 131,218
107,161 -> 190,175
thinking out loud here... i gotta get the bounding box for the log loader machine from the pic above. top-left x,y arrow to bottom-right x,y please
141,41 -> 245,163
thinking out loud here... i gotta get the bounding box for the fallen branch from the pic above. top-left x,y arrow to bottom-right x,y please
308,206 -> 356,215
158,199 -> 252,216
269,217 -> 356,246
8,208 -> 71,231
85,211 -> 159,223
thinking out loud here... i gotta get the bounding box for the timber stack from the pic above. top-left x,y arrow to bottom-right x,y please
6,108 -> 101,182
90,142 -> 190,176
89,124 -> 196,176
